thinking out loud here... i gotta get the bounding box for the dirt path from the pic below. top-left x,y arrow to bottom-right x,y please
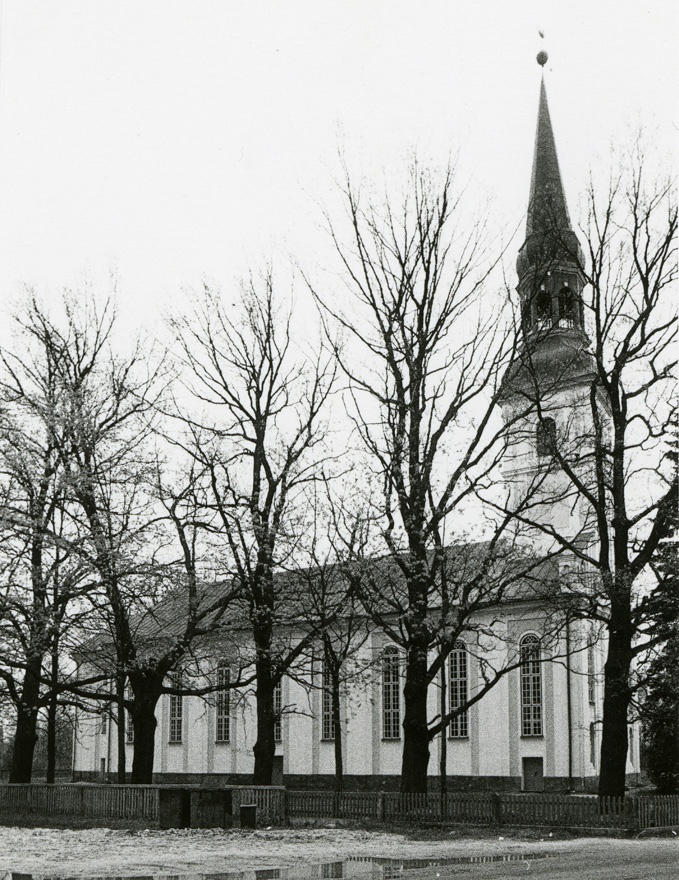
0,826 -> 677,878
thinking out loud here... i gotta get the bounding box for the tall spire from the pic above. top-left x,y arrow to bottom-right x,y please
514,51 -> 587,340
526,76 -> 572,240
516,52 -> 584,283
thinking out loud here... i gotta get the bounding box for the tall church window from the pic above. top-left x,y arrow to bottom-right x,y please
321,659 -> 335,741
520,635 -> 543,736
589,722 -> 597,766
273,679 -> 283,743
449,642 -> 469,738
536,417 -> 557,458
215,664 -> 231,743
125,686 -> 134,744
587,645 -> 596,705
100,679 -> 111,733
382,647 -> 401,740
628,726 -> 635,766
169,672 -> 183,744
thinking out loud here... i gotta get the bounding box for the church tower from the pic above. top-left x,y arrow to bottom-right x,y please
500,53 -> 601,552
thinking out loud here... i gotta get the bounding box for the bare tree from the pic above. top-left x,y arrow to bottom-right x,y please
294,482 -> 373,793
172,272 -> 337,784
0,306 -> 95,782
309,160 -> 551,792
1,295 -> 250,784
498,143 -> 677,797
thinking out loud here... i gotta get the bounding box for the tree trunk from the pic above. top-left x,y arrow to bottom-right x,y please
116,674 -> 127,783
10,706 -> 40,784
9,663 -> 42,783
253,655 -> 276,785
45,693 -> 57,784
46,647 -> 60,784
439,658 -> 447,796
400,642 -> 430,793
332,674 -> 343,793
130,690 -> 160,784
598,615 -> 633,798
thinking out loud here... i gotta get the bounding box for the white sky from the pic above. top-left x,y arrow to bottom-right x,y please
0,1 -> 676,334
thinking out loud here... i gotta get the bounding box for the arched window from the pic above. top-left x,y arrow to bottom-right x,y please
168,671 -> 183,744
273,679 -> 283,743
558,286 -> 578,327
536,417 -> 557,458
321,659 -> 335,742
449,642 -> 469,739
215,664 -> 231,744
382,647 -> 401,740
520,635 -> 542,737
536,286 -> 552,327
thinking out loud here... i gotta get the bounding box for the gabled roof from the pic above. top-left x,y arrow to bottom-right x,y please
73,542 -> 562,669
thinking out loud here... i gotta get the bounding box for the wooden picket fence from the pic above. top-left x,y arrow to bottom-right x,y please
286,790 -> 638,828
635,795 -> 679,830
0,784 -> 677,831
0,784 -> 158,820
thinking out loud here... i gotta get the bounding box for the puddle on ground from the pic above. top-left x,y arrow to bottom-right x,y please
10,850 -> 554,880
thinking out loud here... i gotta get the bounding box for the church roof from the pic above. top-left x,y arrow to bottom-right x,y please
73,542 -> 561,671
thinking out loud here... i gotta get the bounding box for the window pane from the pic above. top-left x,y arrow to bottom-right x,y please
125,686 -> 134,744
273,680 -> 282,743
449,643 -> 469,738
321,660 -> 334,741
216,666 -> 230,743
520,636 -> 542,736
382,648 -> 401,740
169,672 -> 183,744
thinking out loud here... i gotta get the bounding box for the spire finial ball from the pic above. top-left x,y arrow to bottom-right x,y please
537,50 -> 548,67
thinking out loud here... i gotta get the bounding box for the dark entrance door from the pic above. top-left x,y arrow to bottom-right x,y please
522,757 -> 544,791
272,755 -> 284,786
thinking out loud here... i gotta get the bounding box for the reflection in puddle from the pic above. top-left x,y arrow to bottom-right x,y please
10,851 -> 554,880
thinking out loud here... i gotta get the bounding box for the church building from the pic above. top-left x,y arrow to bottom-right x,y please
72,59 -> 641,793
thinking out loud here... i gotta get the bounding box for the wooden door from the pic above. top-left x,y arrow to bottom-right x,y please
522,756 -> 544,791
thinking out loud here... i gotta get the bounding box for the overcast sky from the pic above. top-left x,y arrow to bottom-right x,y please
0,1 -> 675,333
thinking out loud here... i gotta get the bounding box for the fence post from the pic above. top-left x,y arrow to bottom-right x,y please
377,791 -> 385,822
282,788 -> 289,827
492,793 -> 502,826
625,797 -> 639,833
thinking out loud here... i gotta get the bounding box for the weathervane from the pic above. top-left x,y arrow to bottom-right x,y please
537,29 -> 548,68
